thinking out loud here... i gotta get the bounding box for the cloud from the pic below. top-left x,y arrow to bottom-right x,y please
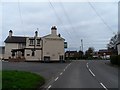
2,2 -> 118,51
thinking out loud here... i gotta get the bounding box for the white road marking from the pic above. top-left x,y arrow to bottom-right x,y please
48,85 -> 51,89
63,69 -> 66,71
68,63 -> 71,66
60,72 -> 63,75
89,69 -> 95,77
87,63 -> 88,65
86,63 -> 89,68
55,77 -> 59,81
100,83 -> 108,90
87,64 -> 88,68
65,66 -> 68,69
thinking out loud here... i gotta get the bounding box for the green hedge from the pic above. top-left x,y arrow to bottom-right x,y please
118,55 -> 120,66
110,55 -> 120,65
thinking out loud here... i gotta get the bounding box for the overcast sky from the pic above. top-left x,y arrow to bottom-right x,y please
1,0 -> 119,51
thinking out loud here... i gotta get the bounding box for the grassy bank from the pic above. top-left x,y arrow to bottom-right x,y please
2,70 -> 45,89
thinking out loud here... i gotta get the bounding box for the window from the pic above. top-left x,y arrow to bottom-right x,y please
27,54 -> 30,56
37,39 -> 40,45
29,39 -> 34,46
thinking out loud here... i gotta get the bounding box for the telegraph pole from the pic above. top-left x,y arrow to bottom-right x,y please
81,39 -> 83,52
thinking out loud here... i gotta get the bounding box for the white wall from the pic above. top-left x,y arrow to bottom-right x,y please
25,49 -> 41,61
43,37 -> 64,61
25,37 -> 42,61
0,54 -> 4,60
4,43 -> 18,59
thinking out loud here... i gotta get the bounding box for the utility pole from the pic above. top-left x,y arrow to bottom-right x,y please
80,46 -> 81,51
81,39 -> 83,52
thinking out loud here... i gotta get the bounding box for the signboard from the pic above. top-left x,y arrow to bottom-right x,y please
64,42 -> 67,48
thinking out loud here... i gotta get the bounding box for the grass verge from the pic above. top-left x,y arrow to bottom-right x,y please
2,70 -> 45,90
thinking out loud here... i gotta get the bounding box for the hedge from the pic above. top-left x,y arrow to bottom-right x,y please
110,55 -> 120,66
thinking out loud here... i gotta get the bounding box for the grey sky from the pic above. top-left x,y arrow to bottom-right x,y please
1,0 -> 119,51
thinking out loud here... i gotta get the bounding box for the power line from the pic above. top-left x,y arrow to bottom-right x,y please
48,0 -> 73,40
58,1 -> 80,39
18,0 -> 25,36
18,0 -> 23,25
88,2 -> 116,35
48,0 -> 63,25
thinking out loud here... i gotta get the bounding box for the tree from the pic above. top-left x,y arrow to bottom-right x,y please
85,47 -> 95,58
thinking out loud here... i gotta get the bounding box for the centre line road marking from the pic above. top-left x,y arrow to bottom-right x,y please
86,63 -> 89,68
69,63 -> 71,66
60,72 -> 63,75
100,83 -> 108,90
65,66 -> 68,69
48,85 -> 51,90
86,64 -> 88,68
89,69 -> 95,77
55,77 -> 59,81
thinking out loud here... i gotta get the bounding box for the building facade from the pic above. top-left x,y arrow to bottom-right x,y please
98,49 -> 112,59
4,26 -> 65,61
0,46 -> 5,60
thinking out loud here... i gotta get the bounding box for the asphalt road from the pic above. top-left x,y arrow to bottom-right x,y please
2,60 -> 119,90
45,60 -> 118,90
2,62 -> 69,81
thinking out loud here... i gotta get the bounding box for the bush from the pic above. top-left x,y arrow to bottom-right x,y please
118,55 -> 120,66
110,55 -> 118,65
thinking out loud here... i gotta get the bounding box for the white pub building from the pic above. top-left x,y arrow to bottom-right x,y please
4,26 -> 66,62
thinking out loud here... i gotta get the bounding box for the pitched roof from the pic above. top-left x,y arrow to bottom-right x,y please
65,51 -> 77,53
98,49 -> 110,53
42,34 -> 65,40
4,36 -> 26,43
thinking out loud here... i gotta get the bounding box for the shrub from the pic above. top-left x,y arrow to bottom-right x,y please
110,55 -> 118,65
118,55 -> 120,66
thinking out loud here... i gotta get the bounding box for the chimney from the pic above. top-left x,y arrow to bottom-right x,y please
35,31 -> 38,37
51,26 -> 57,35
58,34 -> 61,37
9,30 -> 13,37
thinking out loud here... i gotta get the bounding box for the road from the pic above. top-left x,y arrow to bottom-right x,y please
2,62 -> 68,81
45,60 -> 118,90
2,60 -> 119,89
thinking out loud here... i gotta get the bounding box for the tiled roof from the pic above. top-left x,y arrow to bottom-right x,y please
98,49 -> 110,53
42,34 -> 65,40
65,51 -> 77,53
4,36 -> 26,43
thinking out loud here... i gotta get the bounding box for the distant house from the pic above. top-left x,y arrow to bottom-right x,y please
4,26 -> 65,61
65,51 -> 82,60
0,46 -> 5,60
98,49 -> 112,59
